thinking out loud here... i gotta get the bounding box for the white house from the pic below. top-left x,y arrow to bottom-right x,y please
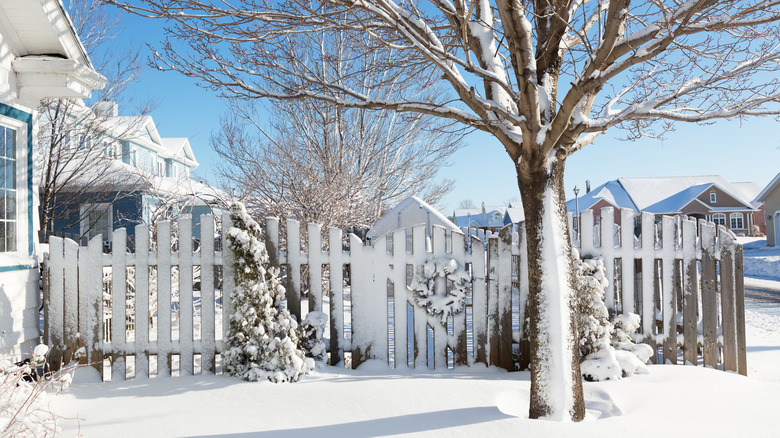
0,0 -> 104,356
367,196 -> 459,244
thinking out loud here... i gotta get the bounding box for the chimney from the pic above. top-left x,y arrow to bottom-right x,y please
586,180 -> 591,194
94,100 -> 118,118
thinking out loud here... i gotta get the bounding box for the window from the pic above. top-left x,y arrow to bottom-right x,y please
710,192 -> 717,203
81,204 -> 112,242
0,126 -> 17,252
730,213 -> 744,230
712,213 -> 726,226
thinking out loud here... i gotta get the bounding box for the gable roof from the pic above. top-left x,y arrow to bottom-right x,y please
161,138 -> 198,167
367,196 -> 459,239
453,205 -> 508,228
757,172 -> 780,203
565,180 -> 636,213
1,0 -> 105,99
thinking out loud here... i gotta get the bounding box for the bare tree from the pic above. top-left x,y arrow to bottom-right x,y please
108,0 -> 780,420
457,199 -> 476,210
38,0 -> 153,242
213,81 -> 463,232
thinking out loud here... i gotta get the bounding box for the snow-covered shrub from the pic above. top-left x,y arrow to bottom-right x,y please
223,202 -> 314,383
300,311 -> 328,363
575,257 -> 612,358
575,256 -> 652,381
0,343 -> 79,437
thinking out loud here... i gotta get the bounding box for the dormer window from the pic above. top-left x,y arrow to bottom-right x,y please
709,192 -> 716,203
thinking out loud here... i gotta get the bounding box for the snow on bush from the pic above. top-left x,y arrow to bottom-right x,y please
223,202 -> 314,383
575,256 -> 652,381
0,343 -> 79,437
300,311 -> 328,363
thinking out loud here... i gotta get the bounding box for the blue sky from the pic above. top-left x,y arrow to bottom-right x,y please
114,11 -> 780,213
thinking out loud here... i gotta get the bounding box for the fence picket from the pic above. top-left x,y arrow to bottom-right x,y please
470,235 -> 488,366
600,208 -> 616,310
81,236 -> 103,376
111,228 -> 127,381
682,218 -> 698,365
661,216 -> 677,364
135,225 -> 150,379
157,221 -> 172,376
200,215 -> 216,374
497,226 -> 513,371
392,229 -> 408,369
619,209 -> 636,315
431,226 -> 448,369
700,221 -> 718,369
411,225 -> 428,369
735,243 -> 747,376
47,237 -> 64,372
327,226 -> 345,366
63,239 -> 79,365
719,228 -> 737,373
486,235 -> 499,367
179,217 -> 194,376
451,231 -> 468,367
222,214 -> 235,362
307,223 -> 324,313
640,212 -> 657,361
286,219 -> 303,322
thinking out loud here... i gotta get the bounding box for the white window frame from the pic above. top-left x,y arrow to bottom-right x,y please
710,192 -> 717,203
730,213 -> 744,230
712,213 -> 726,226
80,203 -> 113,242
0,115 -> 29,266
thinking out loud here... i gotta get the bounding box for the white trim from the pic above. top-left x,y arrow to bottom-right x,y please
710,192 -> 717,203
729,212 -> 745,230
0,116 -> 29,267
774,212 -> 780,247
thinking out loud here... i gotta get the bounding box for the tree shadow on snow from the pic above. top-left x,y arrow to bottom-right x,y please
182,406 -> 512,437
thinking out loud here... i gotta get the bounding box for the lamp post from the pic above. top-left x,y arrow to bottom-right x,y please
573,186 -> 580,236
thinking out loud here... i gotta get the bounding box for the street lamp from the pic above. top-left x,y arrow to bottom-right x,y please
573,186 -> 580,235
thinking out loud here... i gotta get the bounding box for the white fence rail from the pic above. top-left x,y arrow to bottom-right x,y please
43,207 -> 746,381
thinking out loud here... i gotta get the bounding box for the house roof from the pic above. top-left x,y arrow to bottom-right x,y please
567,175 -> 757,215
757,172 -> 780,203
1,0 -> 106,100
565,180 -> 636,213
504,206 -> 525,224
367,196 -> 459,239
453,205 -> 508,228
106,116 -> 199,168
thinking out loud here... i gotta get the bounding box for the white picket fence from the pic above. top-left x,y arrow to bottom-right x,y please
43,207 -> 746,381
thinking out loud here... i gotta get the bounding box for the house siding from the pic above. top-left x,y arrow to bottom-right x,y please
763,185 -> 780,246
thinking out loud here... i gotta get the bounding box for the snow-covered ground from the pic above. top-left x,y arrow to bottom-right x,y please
740,237 -> 780,287
47,239 -> 780,437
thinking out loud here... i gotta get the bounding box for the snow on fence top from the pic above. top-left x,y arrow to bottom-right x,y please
43,207 -> 746,381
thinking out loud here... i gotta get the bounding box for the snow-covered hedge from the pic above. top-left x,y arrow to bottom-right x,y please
223,203 -> 314,382
575,255 -> 654,382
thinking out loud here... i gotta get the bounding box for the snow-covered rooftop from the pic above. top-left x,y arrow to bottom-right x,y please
367,196 -> 459,240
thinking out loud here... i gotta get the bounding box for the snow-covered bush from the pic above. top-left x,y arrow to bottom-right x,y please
300,311 -> 328,363
575,256 -> 653,381
575,257 -> 612,358
223,202 -> 314,383
0,343 -> 77,437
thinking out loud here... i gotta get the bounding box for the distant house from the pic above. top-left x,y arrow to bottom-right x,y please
453,202 -> 520,233
367,196 -> 459,244
47,102 -> 224,246
0,0 -> 104,355
757,172 -> 780,246
566,176 -> 763,236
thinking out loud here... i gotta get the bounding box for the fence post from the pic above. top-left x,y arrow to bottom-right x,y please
486,235 -> 499,367
640,212 -> 657,361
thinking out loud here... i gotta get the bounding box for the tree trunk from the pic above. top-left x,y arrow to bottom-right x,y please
517,156 -> 585,421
